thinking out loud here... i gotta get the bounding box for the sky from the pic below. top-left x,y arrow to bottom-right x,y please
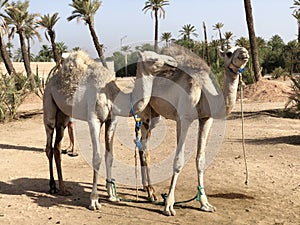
21,0 -> 297,58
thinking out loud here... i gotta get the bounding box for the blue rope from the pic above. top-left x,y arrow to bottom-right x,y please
130,94 -> 143,151
238,68 -> 245,74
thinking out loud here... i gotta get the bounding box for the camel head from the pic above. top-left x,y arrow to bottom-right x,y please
221,46 -> 249,77
136,51 -> 177,78
129,51 -> 177,115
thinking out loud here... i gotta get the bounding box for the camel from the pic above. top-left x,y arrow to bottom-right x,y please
43,49 -> 177,210
129,45 -> 250,216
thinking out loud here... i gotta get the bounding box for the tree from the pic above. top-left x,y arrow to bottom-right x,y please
143,0 -> 169,52
202,22 -> 210,66
179,24 -> 198,41
0,0 -> 15,75
55,41 -> 68,56
224,31 -> 234,49
213,22 -> 224,50
24,21 -> 42,62
244,0 -> 262,82
68,0 -> 107,68
37,13 -> 61,66
161,32 -> 172,47
291,0 -> 300,44
5,0 -> 38,89
35,45 -> 52,62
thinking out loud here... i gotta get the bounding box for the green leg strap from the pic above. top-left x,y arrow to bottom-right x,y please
196,186 -> 204,201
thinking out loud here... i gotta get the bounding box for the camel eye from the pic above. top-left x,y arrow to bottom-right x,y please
226,52 -> 233,58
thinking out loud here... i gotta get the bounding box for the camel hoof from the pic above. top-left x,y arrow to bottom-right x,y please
200,203 -> 216,212
148,194 -> 157,202
108,196 -> 120,202
59,189 -> 72,196
163,207 -> 176,216
89,200 -> 101,210
49,187 -> 59,194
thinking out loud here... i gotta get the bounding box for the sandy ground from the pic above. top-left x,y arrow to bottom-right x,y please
0,79 -> 300,225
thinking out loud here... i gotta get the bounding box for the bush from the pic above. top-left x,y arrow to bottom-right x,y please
285,75 -> 300,117
0,73 -> 30,121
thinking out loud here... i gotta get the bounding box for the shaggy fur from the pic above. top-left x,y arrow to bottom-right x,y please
55,50 -> 115,98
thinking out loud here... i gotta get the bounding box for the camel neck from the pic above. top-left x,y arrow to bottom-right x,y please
222,69 -> 240,115
106,78 -> 153,117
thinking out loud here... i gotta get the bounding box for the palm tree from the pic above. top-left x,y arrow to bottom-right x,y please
224,31 -> 234,49
37,13 -> 61,66
0,0 -> 15,75
36,44 -> 52,62
68,0 -> 107,68
4,0 -> 38,89
161,31 -> 172,47
143,0 -> 169,52
179,24 -> 198,41
244,0 -> 262,82
55,41 -> 68,56
202,22 -> 210,66
24,22 -> 42,63
291,0 -> 300,43
235,37 -> 250,50
213,22 -> 224,50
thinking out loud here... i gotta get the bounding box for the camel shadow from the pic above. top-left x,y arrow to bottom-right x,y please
0,144 -> 44,152
0,178 -> 163,214
0,178 -> 91,209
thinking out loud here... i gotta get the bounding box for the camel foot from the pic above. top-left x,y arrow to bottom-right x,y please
200,203 -> 216,212
58,189 -> 72,196
108,196 -> 120,202
163,206 -> 176,216
89,199 -> 101,210
148,193 -> 157,202
49,187 -> 59,194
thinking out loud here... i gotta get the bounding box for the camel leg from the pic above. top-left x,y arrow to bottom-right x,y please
139,120 -> 157,202
196,118 -> 216,212
45,123 -> 57,194
104,116 -> 118,202
88,116 -> 102,210
53,110 -> 70,196
163,118 -> 191,216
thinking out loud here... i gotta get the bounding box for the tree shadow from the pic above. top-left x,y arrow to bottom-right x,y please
228,109 -> 298,120
0,144 -> 44,152
232,135 -> 300,146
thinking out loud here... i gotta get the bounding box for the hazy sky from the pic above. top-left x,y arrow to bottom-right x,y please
23,0 -> 296,58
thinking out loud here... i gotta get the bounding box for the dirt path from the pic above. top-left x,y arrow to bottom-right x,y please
0,94 -> 300,224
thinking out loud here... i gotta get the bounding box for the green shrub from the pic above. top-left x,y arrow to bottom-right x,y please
0,73 -> 30,121
285,75 -> 300,117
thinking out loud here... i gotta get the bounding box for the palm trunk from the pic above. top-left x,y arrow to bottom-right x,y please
203,22 -> 210,66
298,20 -> 300,44
244,0 -> 262,82
154,9 -> 159,52
49,32 -> 61,67
218,29 -> 224,51
87,21 -> 108,69
27,38 -> 31,62
0,30 -> 16,75
19,32 -> 36,90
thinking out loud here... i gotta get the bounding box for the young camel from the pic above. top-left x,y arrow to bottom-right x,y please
43,50 -> 177,210
134,46 -> 249,216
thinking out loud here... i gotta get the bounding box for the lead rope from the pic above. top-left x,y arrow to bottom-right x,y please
239,71 -> 249,185
130,93 -> 143,199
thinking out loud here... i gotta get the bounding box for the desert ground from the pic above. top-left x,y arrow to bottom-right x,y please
0,78 -> 299,225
